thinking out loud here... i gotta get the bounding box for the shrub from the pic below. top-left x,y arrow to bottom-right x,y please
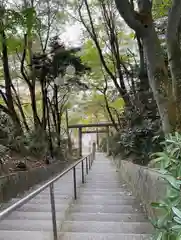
150,133 -> 181,239
0,113 -> 15,145
8,128 -> 48,157
101,106 -> 163,165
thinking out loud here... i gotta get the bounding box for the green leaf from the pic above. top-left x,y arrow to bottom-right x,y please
174,217 -> 181,225
151,202 -> 168,209
176,231 -> 181,240
22,7 -> 36,37
155,231 -> 163,240
171,224 -> 181,231
162,175 -> 180,190
167,187 -> 180,199
157,169 -> 168,174
157,213 -> 170,228
172,207 -> 181,219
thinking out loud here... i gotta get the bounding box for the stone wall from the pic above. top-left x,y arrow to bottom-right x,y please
113,157 -> 168,219
0,161 -> 68,204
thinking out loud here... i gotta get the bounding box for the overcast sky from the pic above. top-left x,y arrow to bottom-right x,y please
61,24 -> 83,46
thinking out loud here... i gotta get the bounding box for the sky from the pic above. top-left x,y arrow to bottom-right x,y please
61,24 -> 83,46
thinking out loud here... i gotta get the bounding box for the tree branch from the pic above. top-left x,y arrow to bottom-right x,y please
114,0 -> 147,36
20,34 -> 31,87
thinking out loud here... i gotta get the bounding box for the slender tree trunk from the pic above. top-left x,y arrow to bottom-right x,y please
40,81 -> 47,130
11,84 -> 29,131
29,84 -> 41,128
54,85 -> 61,147
103,94 -> 119,132
46,97 -> 53,158
1,30 -> 22,133
65,108 -> 72,153
48,98 -> 57,134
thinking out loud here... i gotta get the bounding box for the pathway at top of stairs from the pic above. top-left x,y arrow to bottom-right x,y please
0,153 -> 153,240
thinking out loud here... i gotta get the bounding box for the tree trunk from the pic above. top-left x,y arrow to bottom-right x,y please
103,93 -> 119,132
40,81 -> 47,130
46,96 -> 54,158
167,0 -> 181,130
54,85 -> 61,147
142,26 -> 173,133
11,84 -> 29,131
29,84 -> 41,128
1,30 -> 22,134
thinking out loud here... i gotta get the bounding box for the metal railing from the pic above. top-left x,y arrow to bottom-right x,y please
0,152 -> 95,240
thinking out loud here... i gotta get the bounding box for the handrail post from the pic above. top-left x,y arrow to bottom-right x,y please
88,155 -> 91,170
92,142 -> 96,160
50,183 -> 58,240
86,157 -> 88,174
81,160 -> 84,183
73,167 -> 77,200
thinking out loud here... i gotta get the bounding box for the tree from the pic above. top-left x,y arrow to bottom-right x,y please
114,0 -> 181,133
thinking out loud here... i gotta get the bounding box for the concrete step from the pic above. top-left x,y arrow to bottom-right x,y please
77,195 -> 136,201
5,211 -> 63,220
81,186 -> 124,189
70,204 -> 142,213
80,188 -> 130,193
79,191 -> 135,198
75,197 -> 139,205
61,221 -> 154,234
0,230 -> 51,240
67,212 -> 148,222
0,219 -> 56,231
59,232 -> 151,240
10,197 -> 72,205
16,203 -> 69,212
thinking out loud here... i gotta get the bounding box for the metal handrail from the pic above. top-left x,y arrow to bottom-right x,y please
0,151 -> 95,240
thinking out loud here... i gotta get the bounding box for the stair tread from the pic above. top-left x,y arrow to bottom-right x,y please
59,232 -> 152,240
0,231 -> 152,240
62,221 -> 153,234
67,212 -> 148,222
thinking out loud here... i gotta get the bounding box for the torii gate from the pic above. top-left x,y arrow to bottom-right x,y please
68,122 -> 115,157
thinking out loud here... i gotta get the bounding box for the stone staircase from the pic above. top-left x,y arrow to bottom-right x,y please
0,153 -> 153,239
60,153 -> 153,239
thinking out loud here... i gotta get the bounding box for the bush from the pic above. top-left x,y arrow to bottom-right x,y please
150,133 -> 181,240
101,106 -> 163,165
0,113 -> 68,161
0,113 -> 15,145
8,128 -> 48,157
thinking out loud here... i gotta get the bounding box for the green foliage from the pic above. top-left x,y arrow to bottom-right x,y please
102,105 -> 163,165
150,133 -> 181,240
152,0 -> 171,19
0,113 -> 15,145
11,129 -> 48,157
